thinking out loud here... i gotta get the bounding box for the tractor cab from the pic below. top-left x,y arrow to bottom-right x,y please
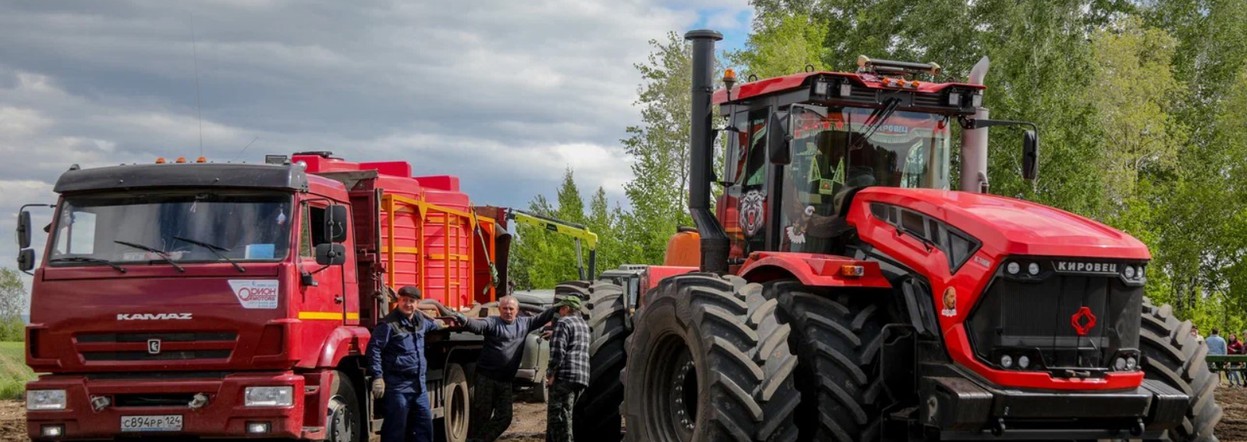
715,57 -> 1032,260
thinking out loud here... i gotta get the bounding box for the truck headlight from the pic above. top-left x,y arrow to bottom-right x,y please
27,390 -> 67,410
244,386 -> 293,407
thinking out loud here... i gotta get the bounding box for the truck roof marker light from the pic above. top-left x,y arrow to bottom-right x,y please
196,156 -> 207,163
155,157 -> 166,164
840,265 -> 866,277
175,156 -> 187,164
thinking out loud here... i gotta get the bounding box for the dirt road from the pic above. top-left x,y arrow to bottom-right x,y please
3,392 -> 1244,441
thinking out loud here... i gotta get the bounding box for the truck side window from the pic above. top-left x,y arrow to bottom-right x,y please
300,205 -> 329,257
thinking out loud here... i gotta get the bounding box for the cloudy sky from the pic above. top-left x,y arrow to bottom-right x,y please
0,1 -> 751,307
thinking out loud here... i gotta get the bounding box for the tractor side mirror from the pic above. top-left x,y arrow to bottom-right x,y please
17,249 -> 35,272
767,112 -> 791,165
17,211 -> 31,249
324,205 -> 349,243
315,243 -> 346,266
1022,130 -> 1038,181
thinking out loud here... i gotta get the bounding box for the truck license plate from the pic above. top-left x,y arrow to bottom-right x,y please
120,415 -> 182,432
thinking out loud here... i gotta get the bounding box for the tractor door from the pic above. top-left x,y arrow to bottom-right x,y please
721,108 -> 775,258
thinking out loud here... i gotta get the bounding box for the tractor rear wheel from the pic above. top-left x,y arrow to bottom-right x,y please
622,273 -> 799,442
573,281 -> 627,441
1140,298 -> 1222,442
767,280 -> 887,442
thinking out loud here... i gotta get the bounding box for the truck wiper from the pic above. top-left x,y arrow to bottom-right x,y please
849,97 -> 900,151
172,235 -> 245,273
48,256 -> 127,273
114,240 -> 185,273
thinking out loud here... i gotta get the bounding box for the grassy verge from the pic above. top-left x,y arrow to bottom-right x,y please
0,341 -> 33,400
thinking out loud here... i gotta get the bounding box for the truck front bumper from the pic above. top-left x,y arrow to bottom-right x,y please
26,371 -> 305,441
921,373 -> 1188,440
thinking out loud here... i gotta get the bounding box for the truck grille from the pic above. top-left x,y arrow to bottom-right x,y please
75,331 -> 237,362
966,259 -> 1142,373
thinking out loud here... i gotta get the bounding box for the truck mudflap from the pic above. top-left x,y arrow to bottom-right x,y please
920,375 -> 1188,440
26,372 -> 305,440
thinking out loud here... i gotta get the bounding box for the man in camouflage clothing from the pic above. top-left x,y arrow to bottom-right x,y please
545,297 -> 590,442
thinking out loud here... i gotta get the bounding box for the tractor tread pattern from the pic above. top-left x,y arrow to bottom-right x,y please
1140,297 -> 1222,442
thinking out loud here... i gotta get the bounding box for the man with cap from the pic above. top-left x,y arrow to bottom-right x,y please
453,295 -> 560,442
367,286 -> 447,442
545,296 -> 590,442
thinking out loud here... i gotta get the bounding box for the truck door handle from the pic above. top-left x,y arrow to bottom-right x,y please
335,295 -> 344,304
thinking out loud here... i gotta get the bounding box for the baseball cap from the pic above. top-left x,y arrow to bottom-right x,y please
555,296 -> 582,310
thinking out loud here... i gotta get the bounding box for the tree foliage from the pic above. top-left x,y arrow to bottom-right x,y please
0,269 -> 25,341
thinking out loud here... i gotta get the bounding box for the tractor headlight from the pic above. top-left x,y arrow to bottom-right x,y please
244,386 -> 293,407
27,390 -> 67,410
1000,355 -> 1013,368
1126,357 -> 1138,370
1027,263 -> 1040,276
1006,262 -> 1020,275
1124,266 -> 1136,279
1017,355 -> 1030,369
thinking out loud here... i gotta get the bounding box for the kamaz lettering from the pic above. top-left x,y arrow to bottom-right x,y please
1055,261 -> 1118,274
116,313 -> 193,321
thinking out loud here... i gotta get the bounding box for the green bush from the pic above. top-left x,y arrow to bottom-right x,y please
0,317 -> 23,342
0,341 -> 33,400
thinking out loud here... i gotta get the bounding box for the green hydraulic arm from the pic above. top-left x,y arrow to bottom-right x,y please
507,209 -> 598,280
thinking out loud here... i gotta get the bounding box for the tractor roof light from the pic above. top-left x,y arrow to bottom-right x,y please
196,156 -> 207,163
175,156 -> 187,164
155,157 -> 166,164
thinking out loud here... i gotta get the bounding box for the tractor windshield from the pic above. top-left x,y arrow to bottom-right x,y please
779,105 -> 950,251
48,191 -> 294,265
784,105 -> 950,206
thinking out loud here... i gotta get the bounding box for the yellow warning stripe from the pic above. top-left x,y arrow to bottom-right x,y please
298,312 -> 360,321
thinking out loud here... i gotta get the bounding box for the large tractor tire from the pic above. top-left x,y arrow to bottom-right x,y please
573,281 -> 627,441
766,280 -> 887,442
1140,298 -> 1222,442
622,273 -> 799,442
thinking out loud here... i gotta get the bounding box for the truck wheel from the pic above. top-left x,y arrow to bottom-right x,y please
1140,298 -> 1222,442
767,280 -> 886,442
438,363 -> 470,442
573,281 -> 627,441
622,273 -> 799,442
327,370 -> 362,442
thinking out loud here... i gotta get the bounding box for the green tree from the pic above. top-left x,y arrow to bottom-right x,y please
0,269 -> 25,341
619,32 -> 696,265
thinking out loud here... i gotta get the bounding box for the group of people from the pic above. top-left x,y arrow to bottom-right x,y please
366,286 -> 590,442
1197,326 -> 1247,387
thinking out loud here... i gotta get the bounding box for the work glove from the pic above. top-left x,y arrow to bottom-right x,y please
371,378 -> 385,399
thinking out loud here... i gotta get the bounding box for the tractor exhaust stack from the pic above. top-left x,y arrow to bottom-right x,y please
684,29 -> 729,274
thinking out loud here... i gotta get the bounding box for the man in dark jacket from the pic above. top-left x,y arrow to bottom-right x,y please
454,295 -> 559,442
545,296 -> 590,442
367,286 -> 444,442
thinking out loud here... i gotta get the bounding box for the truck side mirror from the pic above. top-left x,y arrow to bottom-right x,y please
17,249 -> 35,272
315,243 -> 346,266
1022,130 -> 1038,181
324,205 -> 349,243
17,211 -> 31,249
767,112 -> 791,165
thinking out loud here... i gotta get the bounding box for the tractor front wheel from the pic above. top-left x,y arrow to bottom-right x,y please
1140,298 -> 1222,442
767,280 -> 887,442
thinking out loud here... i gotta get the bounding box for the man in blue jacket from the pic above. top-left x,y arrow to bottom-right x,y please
367,286 -> 445,442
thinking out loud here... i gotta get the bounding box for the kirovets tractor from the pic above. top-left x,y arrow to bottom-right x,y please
574,30 -> 1220,441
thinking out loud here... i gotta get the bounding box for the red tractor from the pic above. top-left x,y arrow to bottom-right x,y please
573,30 -> 1220,441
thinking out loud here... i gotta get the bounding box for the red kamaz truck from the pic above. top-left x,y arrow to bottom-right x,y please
573,30 -> 1220,441
16,152 -> 521,441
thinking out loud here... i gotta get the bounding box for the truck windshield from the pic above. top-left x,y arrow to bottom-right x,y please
783,105 -> 951,212
48,191 -> 293,265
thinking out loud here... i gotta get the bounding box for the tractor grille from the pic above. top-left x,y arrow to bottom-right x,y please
75,331 -> 237,363
966,259 -> 1142,374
